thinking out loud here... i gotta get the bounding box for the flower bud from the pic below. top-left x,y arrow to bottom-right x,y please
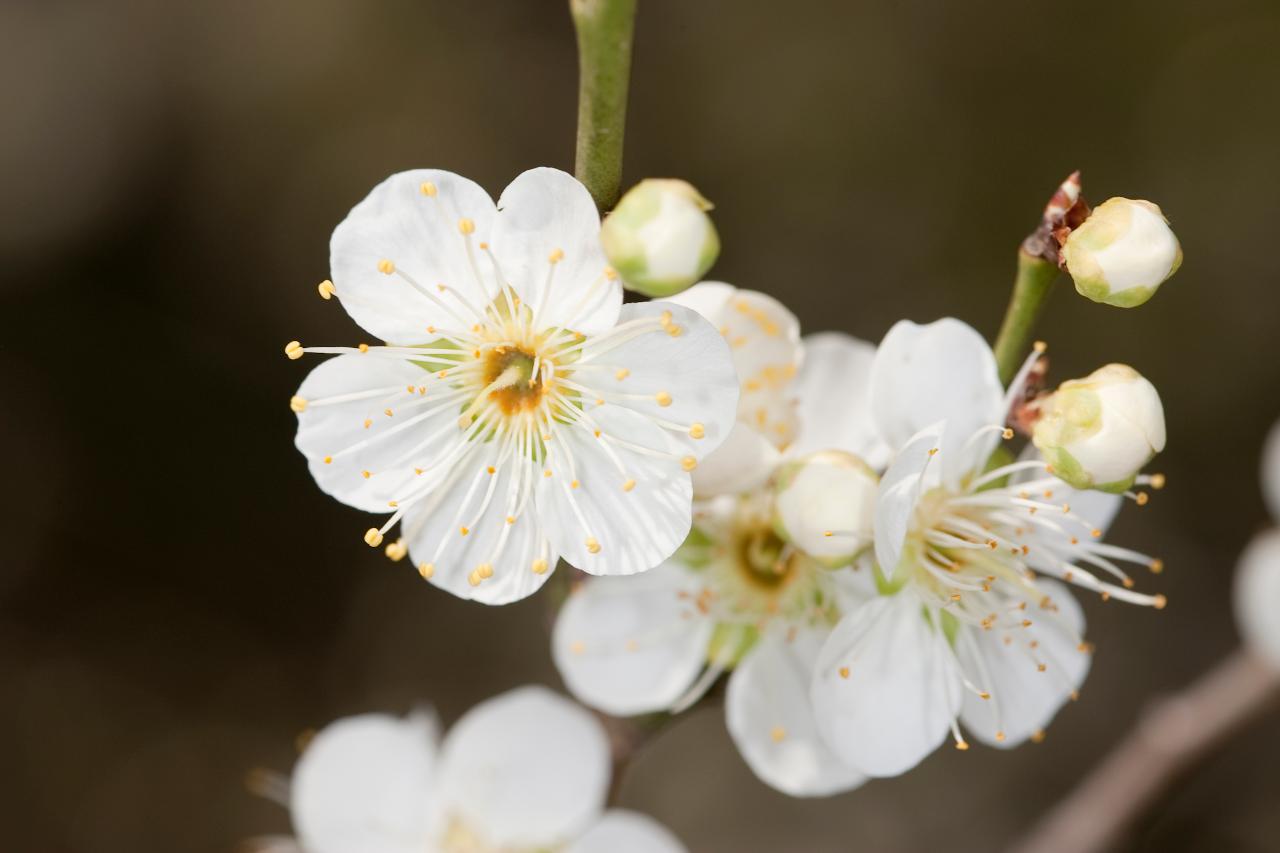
773,451 -> 878,567
1234,530 -> 1280,671
1061,197 -> 1181,308
599,179 -> 720,297
1032,364 -> 1166,492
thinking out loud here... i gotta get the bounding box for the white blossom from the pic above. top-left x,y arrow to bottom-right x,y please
599,179 -> 719,297
1062,197 -> 1181,308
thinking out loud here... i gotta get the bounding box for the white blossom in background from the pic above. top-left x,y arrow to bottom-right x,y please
287,168 -> 738,604
1061,197 -> 1182,308
1235,420 -> 1280,669
599,179 -> 720,298
1032,364 -> 1166,492
248,686 -> 686,853
662,282 -> 803,496
554,329 -> 886,797
809,318 -> 1168,778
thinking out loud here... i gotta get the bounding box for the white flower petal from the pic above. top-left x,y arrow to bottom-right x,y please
691,421 -> 780,498
811,594 -> 963,777
491,168 -> 621,335
667,283 -> 803,451
1264,420 -> 1280,522
291,712 -> 438,853
873,422 -> 945,577
537,404 -> 693,576
403,445 -> 556,605
553,560 -> 713,715
789,332 -> 889,466
958,579 -> 1090,747
869,318 -> 1004,482
726,630 -> 866,797
1013,445 -> 1123,536
437,686 -> 609,849
567,810 -> 687,853
294,354 -> 462,513
1235,529 -> 1280,670
330,170 -> 498,343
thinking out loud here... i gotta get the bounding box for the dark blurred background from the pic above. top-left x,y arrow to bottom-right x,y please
3,0 -> 1279,850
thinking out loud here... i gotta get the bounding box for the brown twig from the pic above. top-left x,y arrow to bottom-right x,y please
1009,648 -> 1280,853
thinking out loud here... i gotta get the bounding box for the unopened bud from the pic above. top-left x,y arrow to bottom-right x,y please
1234,530 -> 1280,671
599,179 -> 720,297
1032,364 -> 1166,492
773,450 -> 878,567
1061,198 -> 1181,308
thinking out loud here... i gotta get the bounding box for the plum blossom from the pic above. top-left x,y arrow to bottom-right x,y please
1235,419 -> 1280,669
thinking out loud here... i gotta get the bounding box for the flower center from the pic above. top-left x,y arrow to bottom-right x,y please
735,526 -> 795,590
481,344 -> 546,415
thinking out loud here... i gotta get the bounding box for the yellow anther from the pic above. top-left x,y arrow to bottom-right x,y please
284,340 -> 304,360
317,280 -> 336,300
1135,491 -> 1149,506
459,526 -> 469,536
1031,730 -> 1047,743
531,558 -> 549,574
615,368 -> 630,380
427,325 -> 436,334
478,241 -> 488,250
1153,594 -> 1168,610
655,391 -> 672,407
486,466 -> 496,475
458,415 -> 473,429
570,480 -> 580,489
593,429 -> 601,438
361,470 -> 371,479
604,266 -> 618,280
979,691 -> 991,700
414,467 -> 424,475
689,422 -> 705,439
1091,528 -> 1102,538
458,218 -> 475,235
467,571 -> 481,587
1037,663 -> 1047,672
585,537 -> 601,554
420,181 -> 438,197
1150,559 -> 1164,574
1033,340 -> 1048,353
384,539 -> 407,562
418,562 -> 435,580
323,456 -> 332,465
544,469 -> 553,478
363,528 -> 384,547
377,259 -> 396,274
955,740 -> 970,751
1149,473 -> 1166,490
289,395 -> 308,413
476,563 -> 493,579
681,456 -> 697,472
838,666 -> 850,679
660,310 -> 673,326
358,343 -> 370,353
622,478 -> 636,492
770,726 -> 786,743
995,731 -> 1006,742
384,408 -> 393,417
1001,427 -> 1014,439
666,323 -> 683,337
928,447 -> 939,456
505,515 -> 515,525
548,248 -> 564,263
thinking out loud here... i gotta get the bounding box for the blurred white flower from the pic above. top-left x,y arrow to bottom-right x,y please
1061,197 -> 1181,308
1235,421 -> 1280,669
773,450 -> 878,567
1031,363 -> 1166,492
553,332 -> 884,797
249,686 -> 685,853
600,179 -> 720,298
288,168 -> 738,604
809,318 -> 1166,778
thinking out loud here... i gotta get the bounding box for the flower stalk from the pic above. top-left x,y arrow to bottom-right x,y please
993,248 -> 1060,386
571,0 -> 638,213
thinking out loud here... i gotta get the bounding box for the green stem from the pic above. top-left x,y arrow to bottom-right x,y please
992,249 -> 1060,385
570,0 -> 638,213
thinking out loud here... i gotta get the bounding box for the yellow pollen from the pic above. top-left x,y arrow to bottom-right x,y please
995,731 -> 1006,742
1091,529 -> 1102,538
414,467 -> 424,475
1122,577 -> 1135,589
979,691 -> 991,700
467,571 -> 481,587
615,368 -> 630,380
548,248 -> 564,263
770,726 -> 786,743
571,480 -> 580,489
955,740 -> 970,751
666,323 -> 683,337
459,526 -> 469,536
363,528 -> 383,547
358,343 -> 370,353
420,181 -> 438,196
458,218 -> 475,235
928,447 -> 939,456
659,310 -> 673,326
418,562 -> 435,579
1150,559 -> 1164,574
477,563 -> 493,579
317,280 -> 336,299
388,501 -> 398,508
427,325 -> 436,333
823,530 -> 834,537
1002,427 -> 1014,439
377,259 -> 395,274
487,466 -> 496,475
384,408 -> 393,417
1037,663 -> 1047,672
585,537 -> 601,554
323,456 -> 332,465
681,456 -> 697,472
689,422 -> 705,439
1150,473 -> 1166,490
593,429 -> 601,438
289,396 -> 308,413
655,391 -> 672,407
838,666 -> 850,679
622,479 -> 636,492
544,469 -> 553,478
1136,491 -> 1150,506
1033,340 -> 1048,353
505,515 -> 515,524
284,340 -> 304,360
478,241 -> 488,249
361,470 -> 371,479
532,558 -> 549,574
1153,594 -> 1168,610
384,539 -> 407,562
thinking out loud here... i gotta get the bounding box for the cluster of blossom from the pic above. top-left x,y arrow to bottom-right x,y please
267,166 -> 1187,847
